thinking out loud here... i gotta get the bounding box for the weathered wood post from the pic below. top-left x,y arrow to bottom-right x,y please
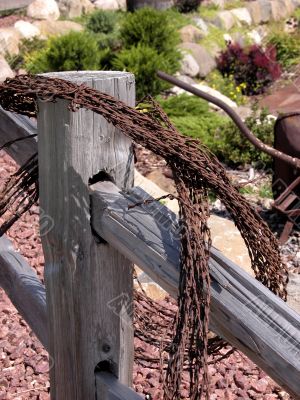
37,71 -> 135,399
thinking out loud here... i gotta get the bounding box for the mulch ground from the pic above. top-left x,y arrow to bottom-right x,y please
0,150 -> 293,399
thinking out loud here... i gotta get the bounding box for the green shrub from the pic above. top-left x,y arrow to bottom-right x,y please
292,7 -> 300,20
86,10 -> 118,34
117,8 -> 181,98
198,4 -> 219,20
113,45 -> 172,98
157,94 -> 229,148
158,95 -> 274,169
25,31 -> 102,73
259,183 -> 273,198
164,8 -> 192,29
205,70 -> 246,105
6,37 -> 46,71
267,31 -> 300,68
215,107 -> 274,168
96,31 -> 121,50
84,10 -> 122,69
120,8 -> 180,56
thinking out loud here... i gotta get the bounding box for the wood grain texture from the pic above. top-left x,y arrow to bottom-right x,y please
0,107 -> 37,165
38,72 -> 135,400
0,235 -> 48,348
96,372 -> 143,400
90,182 -> 300,399
0,0 -> 34,11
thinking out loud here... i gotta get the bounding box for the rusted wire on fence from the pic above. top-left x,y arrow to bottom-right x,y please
0,75 -> 288,400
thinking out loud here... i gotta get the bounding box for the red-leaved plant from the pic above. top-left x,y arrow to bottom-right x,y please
217,42 -> 282,95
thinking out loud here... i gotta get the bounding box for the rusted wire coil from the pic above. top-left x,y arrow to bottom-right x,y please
0,75 -> 288,400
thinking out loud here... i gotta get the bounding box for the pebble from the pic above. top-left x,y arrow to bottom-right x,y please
251,378 -> 269,393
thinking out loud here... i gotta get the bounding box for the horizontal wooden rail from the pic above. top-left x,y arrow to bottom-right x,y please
1,106 -> 300,398
90,181 -> 300,399
96,372 -> 143,399
0,107 -> 37,165
0,235 -> 48,348
0,0 -> 34,11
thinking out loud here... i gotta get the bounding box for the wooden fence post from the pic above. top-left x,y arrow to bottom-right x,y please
37,72 -> 135,399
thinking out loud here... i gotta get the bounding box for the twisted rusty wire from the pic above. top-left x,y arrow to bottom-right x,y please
0,75 -> 288,399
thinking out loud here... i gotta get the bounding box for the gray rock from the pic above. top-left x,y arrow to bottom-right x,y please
180,43 -> 216,78
0,57 -> 14,82
207,43 -> 222,59
94,0 -> 126,10
213,10 -> 235,30
271,0 -> 288,21
0,28 -> 20,56
287,272 -> 300,314
174,74 -> 197,85
230,31 -> 245,46
282,0 -> 296,14
271,0 -> 295,20
192,17 -> 209,36
247,1 -> 262,24
291,0 -> 300,7
179,24 -> 205,43
231,7 -> 252,26
33,20 -> 83,38
57,0 -> 94,18
179,52 -> 200,77
171,81 -> 238,109
210,0 -> 225,8
14,21 -> 40,39
258,0 -> 272,23
27,0 -> 60,20
247,27 -> 268,45
235,106 -> 252,121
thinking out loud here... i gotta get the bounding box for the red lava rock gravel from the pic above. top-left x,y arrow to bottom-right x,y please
0,15 -> 33,29
0,151 -> 293,399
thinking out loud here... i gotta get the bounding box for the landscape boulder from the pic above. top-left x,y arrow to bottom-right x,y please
210,0 -> 225,8
14,21 -> 40,40
0,57 -> 14,82
0,28 -> 20,56
247,1 -> 262,24
27,0 -> 60,20
171,82 -> 238,110
192,17 -> 209,36
94,0 -> 126,10
57,0 -> 94,18
213,10 -> 236,30
190,83 -> 238,110
179,24 -> 205,43
180,43 -> 216,78
135,169 -> 252,276
282,0 -> 296,14
174,74 -> 197,85
271,0 -> 288,21
179,52 -> 200,77
247,27 -> 268,44
258,0 -> 272,22
33,20 -> 83,38
231,8 -> 252,26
